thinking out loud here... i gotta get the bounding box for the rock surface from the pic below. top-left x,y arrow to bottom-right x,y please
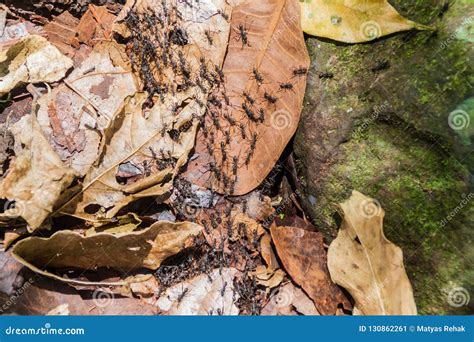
295,0 -> 473,314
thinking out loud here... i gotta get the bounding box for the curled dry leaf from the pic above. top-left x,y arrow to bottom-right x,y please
271,226 -> 351,315
0,114 -> 75,231
261,283 -> 320,316
327,191 -> 417,315
300,0 -> 431,43
184,0 -> 310,195
156,268 -> 240,315
11,221 -> 203,283
0,35 -> 73,95
252,265 -> 285,289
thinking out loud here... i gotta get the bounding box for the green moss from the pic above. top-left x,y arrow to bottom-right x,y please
317,122 -> 471,314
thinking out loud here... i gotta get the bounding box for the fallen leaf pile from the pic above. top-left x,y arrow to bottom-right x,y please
0,0 -> 421,315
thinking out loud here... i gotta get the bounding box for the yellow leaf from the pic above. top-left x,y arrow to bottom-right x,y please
327,190 -> 417,315
300,0 -> 431,43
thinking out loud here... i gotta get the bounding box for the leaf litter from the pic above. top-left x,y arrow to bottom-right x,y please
0,0 -> 419,316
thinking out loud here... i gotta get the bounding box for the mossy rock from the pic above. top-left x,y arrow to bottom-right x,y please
295,0 -> 473,314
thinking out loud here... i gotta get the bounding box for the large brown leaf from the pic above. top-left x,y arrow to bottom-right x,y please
271,226 -> 351,315
11,221 -> 203,283
327,191 -> 417,315
184,0 -> 310,195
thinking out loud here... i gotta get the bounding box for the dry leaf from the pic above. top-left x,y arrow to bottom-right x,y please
300,0 -> 431,43
3,271 -> 158,315
0,114 -> 75,231
55,92 -> 197,222
271,226 -> 351,315
76,5 -> 115,46
260,232 -> 280,270
43,11 -> 80,57
12,221 -> 203,282
261,283 -> 320,316
36,41 -> 137,176
183,0 -> 310,195
327,191 -> 417,315
252,265 -> 285,289
0,35 -> 73,95
156,268 -> 240,315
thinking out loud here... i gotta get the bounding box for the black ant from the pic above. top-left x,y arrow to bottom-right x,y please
220,142 -> 227,162
292,67 -> 308,77
176,287 -> 189,305
258,108 -> 265,123
224,131 -> 231,145
319,71 -> 334,79
264,92 -> 277,104
204,29 -> 214,45
223,112 -> 236,126
252,68 -> 264,85
371,60 -> 390,73
232,156 -> 239,175
234,21 -> 251,47
201,219 -> 210,234
214,66 -> 225,83
279,82 -> 293,91
243,91 -> 255,105
217,9 -> 229,21
242,103 -> 258,122
239,123 -> 247,140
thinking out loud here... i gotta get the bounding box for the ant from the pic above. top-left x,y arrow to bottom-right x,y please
224,131 -> 231,145
176,287 -> 189,306
264,92 -> 277,104
319,71 -> 334,79
214,66 -> 225,83
258,108 -> 265,123
234,21 -> 251,48
232,156 -> 239,175
252,68 -> 264,85
220,142 -> 227,162
239,123 -> 247,140
223,112 -> 236,126
243,91 -> 255,105
279,82 -> 293,91
217,9 -> 229,21
292,67 -> 308,77
242,103 -> 258,122
371,60 -> 390,73
204,29 -> 214,45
